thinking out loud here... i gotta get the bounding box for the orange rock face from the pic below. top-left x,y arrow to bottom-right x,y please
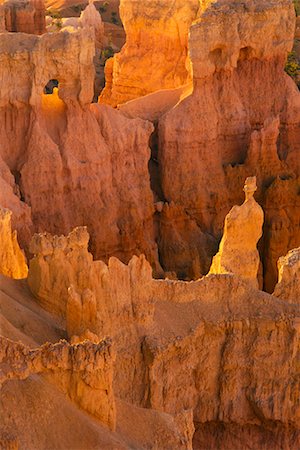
4,224 -> 298,448
210,177 -> 264,288
0,207 -> 28,279
1,1 -> 300,447
273,247 -> 300,303
99,0 -> 201,106
0,335 -> 116,429
1,0 -> 46,34
0,29 -> 160,272
158,0 -> 300,289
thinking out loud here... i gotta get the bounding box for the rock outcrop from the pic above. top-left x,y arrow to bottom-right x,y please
27,226 -> 156,404
0,270 -> 193,449
2,0 -> 300,448
1,0 -> 46,34
0,28 -> 160,271
1,0 -> 298,289
0,335 -> 116,429
23,226 -> 300,447
99,0 -> 201,106
273,247 -> 300,303
210,177 -> 264,287
78,0 -> 104,48
158,0 -> 300,289
144,297 -> 300,449
0,207 -> 28,279
1,211 -> 299,448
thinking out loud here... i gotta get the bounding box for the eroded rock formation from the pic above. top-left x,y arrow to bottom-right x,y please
1,0 -> 46,34
78,0 -> 104,47
1,1 -> 300,447
0,28 -> 160,272
0,335 -> 116,429
158,0 -> 300,289
210,177 -> 264,287
273,247 -> 300,303
99,0 -> 202,106
0,206 -> 28,279
8,223 -> 299,448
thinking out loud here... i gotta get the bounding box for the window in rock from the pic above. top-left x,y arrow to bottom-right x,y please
44,79 -> 59,94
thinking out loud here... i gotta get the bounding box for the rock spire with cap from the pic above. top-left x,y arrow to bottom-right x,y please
209,177 -> 264,287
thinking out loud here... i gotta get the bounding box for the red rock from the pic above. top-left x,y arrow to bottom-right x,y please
2,0 -> 46,34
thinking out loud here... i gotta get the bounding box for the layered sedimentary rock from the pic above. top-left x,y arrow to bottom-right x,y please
262,174 -> 300,292
99,0 -> 202,106
27,226 -> 157,404
0,28 -> 160,271
0,271 -> 193,449
158,0 -> 300,289
24,224 -> 300,448
1,0 -> 299,448
1,0 -> 46,34
145,295 -> 300,449
273,247 -> 300,303
210,177 -> 264,287
0,335 -> 116,428
0,207 -> 28,279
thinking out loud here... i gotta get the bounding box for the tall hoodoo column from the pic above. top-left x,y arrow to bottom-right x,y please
209,177 -> 264,288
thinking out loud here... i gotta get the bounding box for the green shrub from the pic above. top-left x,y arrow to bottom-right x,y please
46,8 -> 63,30
101,46 -> 114,62
99,1 -> 109,13
111,12 -> 118,25
285,51 -> 300,87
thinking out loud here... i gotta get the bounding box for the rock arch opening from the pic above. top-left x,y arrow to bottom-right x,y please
43,79 -> 59,95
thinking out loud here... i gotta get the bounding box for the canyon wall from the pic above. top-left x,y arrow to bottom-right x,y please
1,1 -> 300,448
1,0 -> 299,290
1,0 -> 46,34
99,0 -> 202,106
27,226 -> 156,404
273,246 -> 300,303
0,335 -> 116,429
0,28 -> 160,272
158,0 -> 300,290
22,224 -> 300,448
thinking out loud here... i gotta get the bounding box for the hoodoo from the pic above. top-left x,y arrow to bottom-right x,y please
0,0 -> 300,448
210,177 -> 264,288
0,207 -> 28,279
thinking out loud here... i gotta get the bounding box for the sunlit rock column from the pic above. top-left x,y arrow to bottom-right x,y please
0,206 -> 28,279
209,177 -> 264,288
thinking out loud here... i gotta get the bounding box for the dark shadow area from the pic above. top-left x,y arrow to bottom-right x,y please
44,79 -> 59,94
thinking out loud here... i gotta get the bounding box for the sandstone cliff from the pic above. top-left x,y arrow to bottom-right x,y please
1,0 -> 46,34
99,0 -> 201,106
2,0 -> 298,289
1,0 -> 299,448
0,335 -> 116,429
158,0 -> 300,289
21,224 -> 300,448
0,268 -> 193,449
0,28 -> 160,272
273,247 -> 300,303
1,213 -> 300,447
